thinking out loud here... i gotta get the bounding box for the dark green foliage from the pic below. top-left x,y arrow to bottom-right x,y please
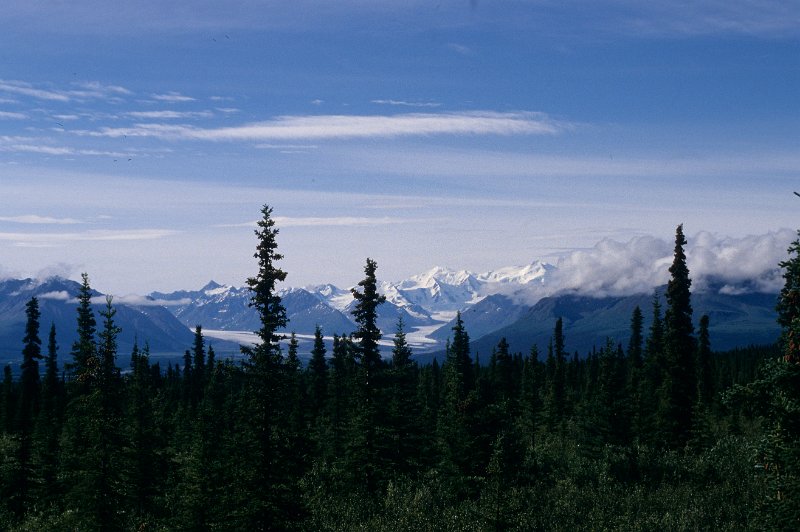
696,314 -> 714,407
70,273 -> 97,388
11,297 -> 42,518
347,258 -> 387,495
33,323 -> 63,507
544,317 -> 567,432
386,318 -> 421,477
308,325 -> 327,419
659,224 -> 697,448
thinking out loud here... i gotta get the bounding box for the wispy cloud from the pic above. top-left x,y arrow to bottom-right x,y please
125,110 -> 214,119
77,111 -> 567,141
0,111 -> 28,120
151,91 -> 195,102
0,143 -> 131,158
446,43 -> 473,55
110,294 -> 192,307
219,216 -> 406,228
0,80 -> 70,102
0,79 -> 133,103
344,147 -> 800,180
72,81 -> 132,96
0,229 -> 180,245
0,215 -> 83,225
371,99 -> 441,108
254,143 -> 319,150
618,1 -> 800,37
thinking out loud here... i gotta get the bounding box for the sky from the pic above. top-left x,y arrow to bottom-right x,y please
1,1 -> 799,296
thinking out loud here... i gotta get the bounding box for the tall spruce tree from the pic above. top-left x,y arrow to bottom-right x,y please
348,257 -> 387,495
659,224 -> 696,448
544,318 -> 567,432
696,314 -> 713,407
386,318 -> 420,477
13,297 -> 43,517
69,274 -> 98,391
33,323 -> 62,506
237,204 -> 298,529
307,325 -> 327,419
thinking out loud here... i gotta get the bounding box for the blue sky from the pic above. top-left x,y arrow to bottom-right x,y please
1,1 -> 799,295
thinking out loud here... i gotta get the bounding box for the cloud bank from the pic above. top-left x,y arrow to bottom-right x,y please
547,229 -> 796,299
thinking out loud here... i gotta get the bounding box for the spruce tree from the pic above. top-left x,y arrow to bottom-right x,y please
386,318 -> 420,477
307,325 -> 327,419
13,297 -> 43,517
70,273 -> 97,388
696,314 -> 713,407
237,204 -> 297,529
192,325 -> 206,403
33,323 -> 62,507
659,224 -> 696,448
348,257 -> 387,495
544,318 -> 567,432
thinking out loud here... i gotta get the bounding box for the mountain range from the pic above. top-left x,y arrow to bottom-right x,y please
0,260 -> 783,367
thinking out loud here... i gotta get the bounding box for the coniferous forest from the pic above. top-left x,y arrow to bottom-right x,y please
1,205 -> 799,531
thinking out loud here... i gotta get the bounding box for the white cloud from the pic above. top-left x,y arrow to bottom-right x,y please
0,111 -> 27,120
125,110 -> 214,119
371,99 -> 441,108
78,111 -> 566,141
39,290 -> 72,301
0,215 -> 83,225
0,229 -> 181,244
254,143 -> 319,150
446,43 -> 473,55
546,229 -> 796,299
110,294 -> 192,307
151,91 -> 196,102
0,80 -> 133,103
0,143 -> 131,158
220,216 -> 406,228
0,80 -> 70,102
71,81 -> 132,96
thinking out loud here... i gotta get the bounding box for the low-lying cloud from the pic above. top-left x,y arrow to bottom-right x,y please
547,229 -> 796,299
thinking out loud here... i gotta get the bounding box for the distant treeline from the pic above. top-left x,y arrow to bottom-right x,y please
1,207 -> 798,531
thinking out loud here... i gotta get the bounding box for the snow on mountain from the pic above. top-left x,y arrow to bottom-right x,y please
476,261 -> 554,286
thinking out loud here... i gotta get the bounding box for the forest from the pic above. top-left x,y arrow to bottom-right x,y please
0,205 -> 798,530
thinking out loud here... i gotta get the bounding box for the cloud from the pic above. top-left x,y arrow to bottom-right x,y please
110,294 -> 192,307
0,79 -> 133,103
545,229 -> 796,299
0,229 -> 181,245
343,147 -> 800,180
0,111 -> 28,120
71,81 -> 132,96
254,143 -> 319,150
125,110 -> 214,119
371,99 -> 441,108
0,215 -> 83,225
0,143 -> 131,158
151,91 -> 196,102
0,80 -> 70,102
446,43 -> 473,55
39,290 -> 72,301
617,0 -> 800,37
78,111 -> 567,141
220,216 -> 406,228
